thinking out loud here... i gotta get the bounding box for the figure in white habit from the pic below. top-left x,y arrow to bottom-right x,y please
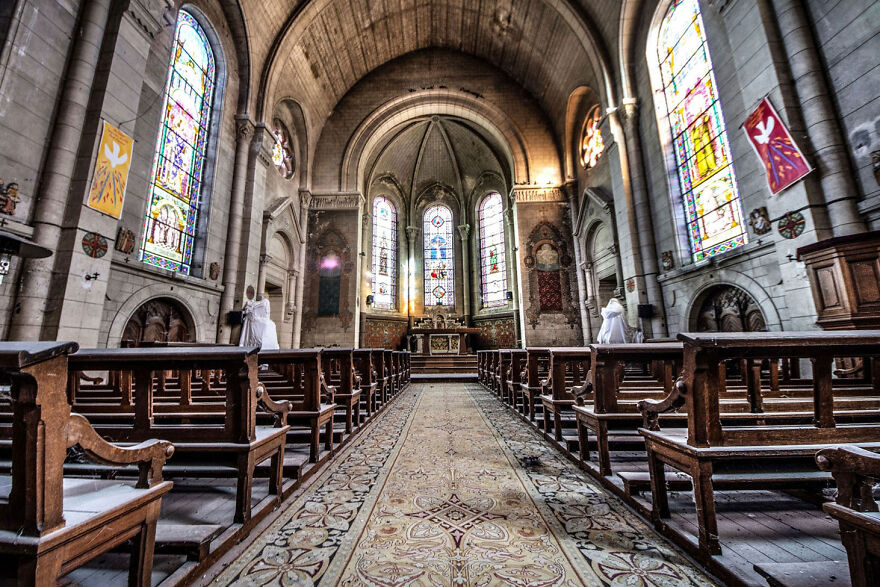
597,298 -> 628,344
239,298 -> 279,350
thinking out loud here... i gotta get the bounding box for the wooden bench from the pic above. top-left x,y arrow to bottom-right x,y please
638,331 -> 880,557
0,342 -> 173,586
69,346 -> 290,525
498,350 -> 513,405
371,349 -> 390,405
541,348 -> 591,443
353,349 -> 378,417
519,348 -> 550,421
477,350 -> 489,385
321,348 -> 362,435
259,349 -> 335,463
505,349 -> 527,413
815,445 -> 880,587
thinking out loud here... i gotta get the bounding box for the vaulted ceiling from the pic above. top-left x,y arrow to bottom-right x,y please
240,0 -> 622,137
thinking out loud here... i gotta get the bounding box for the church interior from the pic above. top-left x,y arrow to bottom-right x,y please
0,0 -> 879,585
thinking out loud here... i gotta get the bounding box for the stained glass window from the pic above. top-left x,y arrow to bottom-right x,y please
371,196 -> 397,309
580,106 -> 605,169
140,10 -> 216,274
658,0 -> 746,261
478,193 -> 508,308
423,204 -> 454,307
272,119 -> 294,179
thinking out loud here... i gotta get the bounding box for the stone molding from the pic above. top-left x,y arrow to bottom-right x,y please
309,193 -> 363,210
513,187 -> 567,203
125,0 -> 172,39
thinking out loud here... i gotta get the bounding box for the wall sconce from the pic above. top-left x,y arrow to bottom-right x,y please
0,229 -> 52,285
506,291 -> 514,301
84,272 -> 100,281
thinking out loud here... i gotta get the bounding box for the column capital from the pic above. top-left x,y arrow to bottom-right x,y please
457,224 -> 471,239
406,226 -> 420,242
124,0 -> 172,40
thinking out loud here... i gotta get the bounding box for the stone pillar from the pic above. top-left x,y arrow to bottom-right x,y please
291,192 -> 310,348
9,0 -> 113,340
621,99 -> 667,337
406,226 -> 419,320
770,0 -> 865,237
565,186 -> 592,343
581,261 -> 596,341
354,195 -> 366,346
217,116 -> 253,342
457,224 -> 471,320
286,269 -> 298,322
256,254 -> 269,299
504,207 -> 523,345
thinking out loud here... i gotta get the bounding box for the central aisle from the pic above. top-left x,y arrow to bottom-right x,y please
212,384 -> 715,586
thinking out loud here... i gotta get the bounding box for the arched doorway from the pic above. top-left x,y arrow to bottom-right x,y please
693,285 -> 767,333
122,298 -> 195,345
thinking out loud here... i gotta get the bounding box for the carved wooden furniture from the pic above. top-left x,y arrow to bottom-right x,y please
506,350 -> 527,412
477,350 -> 489,385
259,349 -> 335,463
541,348 -> 591,443
353,349 -> 378,417
371,349 -> 389,404
69,346 -> 289,524
0,342 -> 174,586
497,350 -> 513,405
638,332 -> 880,557
519,348 -> 551,421
816,445 -> 880,587
383,350 -> 395,396
321,349 -> 362,435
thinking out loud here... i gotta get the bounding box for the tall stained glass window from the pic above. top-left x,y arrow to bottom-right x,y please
371,196 -> 397,309
423,204 -> 454,307
140,10 -> 216,274
658,0 -> 746,261
478,193 -> 508,307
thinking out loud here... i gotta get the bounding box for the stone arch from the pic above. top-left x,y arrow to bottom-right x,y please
106,288 -> 209,347
681,270 -> 783,333
272,97 -> 310,187
115,296 -> 199,347
690,285 -> 768,333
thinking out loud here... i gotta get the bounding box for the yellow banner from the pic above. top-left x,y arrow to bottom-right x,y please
87,121 -> 133,219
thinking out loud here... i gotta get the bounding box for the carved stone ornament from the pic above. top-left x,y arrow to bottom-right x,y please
626,277 -> 635,293
748,207 -> 772,235
115,227 -> 136,254
661,251 -> 674,271
209,262 -> 220,281
0,179 -> 21,216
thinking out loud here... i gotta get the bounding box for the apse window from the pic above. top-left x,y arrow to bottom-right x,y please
423,204 -> 454,307
479,193 -> 508,308
272,119 -> 295,179
140,10 -> 216,275
580,105 -> 605,169
371,196 -> 397,309
657,0 -> 746,261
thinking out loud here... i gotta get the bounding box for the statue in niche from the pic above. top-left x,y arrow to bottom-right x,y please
748,207 -> 772,235
0,180 -> 21,216
535,243 -> 560,271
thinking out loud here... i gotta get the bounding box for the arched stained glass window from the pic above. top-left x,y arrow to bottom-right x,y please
657,0 -> 746,261
371,196 -> 397,309
272,119 -> 294,179
140,10 -> 216,274
423,205 -> 454,307
478,193 -> 508,308
580,106 -> 605,169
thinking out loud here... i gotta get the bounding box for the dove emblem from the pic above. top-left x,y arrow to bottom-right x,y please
104,141 -> 128,168
752,117 -> 775,145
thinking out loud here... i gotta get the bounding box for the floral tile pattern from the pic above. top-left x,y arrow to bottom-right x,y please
212,384 -> 715,586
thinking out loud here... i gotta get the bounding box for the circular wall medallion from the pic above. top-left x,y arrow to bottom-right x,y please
81,232 -> 108,258
246,285 -> 255,300
777,211 -> 806,239
626,278 -> 635,293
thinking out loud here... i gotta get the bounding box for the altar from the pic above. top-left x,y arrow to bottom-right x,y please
409,315 -> 480,355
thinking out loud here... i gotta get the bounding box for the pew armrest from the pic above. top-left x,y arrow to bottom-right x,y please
816,445 -> 880,512
66,413 -> 174,489
320,373 -> 336,403
572,369 -> 593,406
638,376 -> 687,431
256,382 -> 293,427
77,371 -> 104,385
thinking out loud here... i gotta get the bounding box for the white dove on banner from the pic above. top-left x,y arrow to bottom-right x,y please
104,141 -> 129,168
752,117 -> 775,145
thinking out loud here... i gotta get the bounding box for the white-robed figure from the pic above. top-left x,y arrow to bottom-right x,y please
239,298 -> 279,350
597,298 -> 629,344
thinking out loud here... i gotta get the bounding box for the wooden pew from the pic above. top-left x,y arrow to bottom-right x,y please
69,346 -> 290,525
483,351 -> 498,394
371,349 -> 389,405
477,350 -> 488,385
384,350 -> 395,397
505,349 -> 527,413
813,445 -> 880,587
498,350 -> 513,405
638,331 -> 880,557
353,349 -> 378,417
259,349 -> 335,464
519,348 -> 551,421
321,348 -> 361,435
541,348 -> 591,444
0,342 -> 173,586
393,351 -> 409,391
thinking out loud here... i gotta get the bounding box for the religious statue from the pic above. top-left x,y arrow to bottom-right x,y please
0,180 -> 21,216
597,298 -> 629,344
748,207 -> 772,235
239,298 -> 279,350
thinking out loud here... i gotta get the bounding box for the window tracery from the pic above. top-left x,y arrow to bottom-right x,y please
423,204 -> 454,307
478,193 -> 508,308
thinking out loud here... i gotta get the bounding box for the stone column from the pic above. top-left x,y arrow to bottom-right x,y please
621,99 -> 666,337
9,0 -> 112,340
581,261 -> 596,341
256,254 -> 269,299
504,207 -> 523,345
286,269 -> 298,322
292,192 -> 310,348
566,186 -> 591,343
406,226 -> 419,321
217,116 -> 253,342
457,224 -> 471,320
769,0 -> 865,236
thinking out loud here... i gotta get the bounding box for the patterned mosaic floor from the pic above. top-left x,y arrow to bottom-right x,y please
213,384 -> 716,586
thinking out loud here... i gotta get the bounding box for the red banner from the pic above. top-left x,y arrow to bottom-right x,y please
744,98 -> 812,195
